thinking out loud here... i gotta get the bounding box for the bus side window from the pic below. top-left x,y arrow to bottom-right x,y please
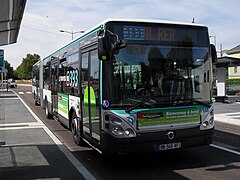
81,53 -> 89,99
90,50 -> 99,106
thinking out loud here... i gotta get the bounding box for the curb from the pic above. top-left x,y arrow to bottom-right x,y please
17,84 -> 32,87
214,114 -> 240,126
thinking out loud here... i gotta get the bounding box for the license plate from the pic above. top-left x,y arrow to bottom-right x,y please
157,142 -> 181,151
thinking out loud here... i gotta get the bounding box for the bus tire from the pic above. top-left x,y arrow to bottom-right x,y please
45,99 -> 52,119
71,111 -> 84,146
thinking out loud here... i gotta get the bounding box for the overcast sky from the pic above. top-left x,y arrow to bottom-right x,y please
3,0 -> 240,69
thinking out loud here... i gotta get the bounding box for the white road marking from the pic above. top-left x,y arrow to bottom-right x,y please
0,126 -> 46,131
211,144 -> 240,156
19,92 -> 24,94
13,91 -> 96,180
0,142 -> 54,147
0,122 -> 44,131
0,97 -> 18,100
0,122 -> 40,127
217,112 -> 240,115
0,122 -> 43,131
26,91 -> 32,94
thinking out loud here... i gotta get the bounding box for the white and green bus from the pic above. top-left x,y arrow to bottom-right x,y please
32,19 -> 217,155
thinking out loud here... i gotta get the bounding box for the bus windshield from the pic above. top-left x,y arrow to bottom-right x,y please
102,22 -> 211,109
103,44 -> 211,109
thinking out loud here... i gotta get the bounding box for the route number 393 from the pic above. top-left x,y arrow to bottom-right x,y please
67,70 -> 79,87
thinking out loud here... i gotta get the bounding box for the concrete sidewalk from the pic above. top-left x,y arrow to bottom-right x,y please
214,102 -> 240,126
0,92 -> 85,180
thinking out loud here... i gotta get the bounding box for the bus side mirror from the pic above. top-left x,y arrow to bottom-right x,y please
98,29 -> 128,61
98,30 -> 111,61
112,40 -> 128,55
210,44 -> 217,63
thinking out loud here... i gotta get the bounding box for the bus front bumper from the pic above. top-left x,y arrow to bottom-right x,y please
101,127 -> 214,155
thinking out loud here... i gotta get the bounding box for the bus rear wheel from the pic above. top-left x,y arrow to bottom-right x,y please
71,111 -> 84,146
34,92 -> 38,106
45,99 -> 52,119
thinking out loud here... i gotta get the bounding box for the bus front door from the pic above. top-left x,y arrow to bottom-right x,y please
81,49 -> 100,145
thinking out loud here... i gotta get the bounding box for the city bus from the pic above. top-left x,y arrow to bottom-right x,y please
32,19 -> 217,155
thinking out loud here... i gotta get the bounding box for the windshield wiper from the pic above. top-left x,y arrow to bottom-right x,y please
193,98 -> 211,107
125,94 -> 166,113
125,97 -> 211,113
104,103 -> 132,109
125,96 -> 153,113
177,98 -> 211,108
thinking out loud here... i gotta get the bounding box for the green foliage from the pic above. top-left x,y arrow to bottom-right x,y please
226,78 -> 240,86
15,53 -> 40,79
4,60 -> 15,79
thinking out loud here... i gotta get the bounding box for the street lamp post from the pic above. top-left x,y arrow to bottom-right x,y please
59,29 -> 85,40
210,35 -> 222,56
209,35 -> 216,47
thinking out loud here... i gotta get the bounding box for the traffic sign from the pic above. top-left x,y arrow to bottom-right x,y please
0,49 -> 4,69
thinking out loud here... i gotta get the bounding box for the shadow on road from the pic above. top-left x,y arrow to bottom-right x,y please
0,144 -> 84,180
71,144 -> 240,180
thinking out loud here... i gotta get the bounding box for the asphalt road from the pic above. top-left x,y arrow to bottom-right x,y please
11,85 -> 240,179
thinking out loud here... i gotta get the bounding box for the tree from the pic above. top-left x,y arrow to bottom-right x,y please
16,53 -> 40,79
4,60 -> 15,79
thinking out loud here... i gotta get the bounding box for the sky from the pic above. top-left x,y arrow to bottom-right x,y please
2,0 -> 240,69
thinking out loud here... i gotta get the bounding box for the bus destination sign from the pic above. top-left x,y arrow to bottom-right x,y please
123,26 -> 176,42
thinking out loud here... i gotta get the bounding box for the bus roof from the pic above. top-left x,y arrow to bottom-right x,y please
33,60 -> 40,66
101,18 -> 206,27
42,18 -> 207,61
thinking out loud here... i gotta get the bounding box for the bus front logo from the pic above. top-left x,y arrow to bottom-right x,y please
167,131 -> 175,140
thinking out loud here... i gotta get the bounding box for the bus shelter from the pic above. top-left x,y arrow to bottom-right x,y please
0,0 -> 27,46
0,0 -> 26,91
214,56 -> 240,102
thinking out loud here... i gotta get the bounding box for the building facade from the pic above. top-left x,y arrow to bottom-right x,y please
227,45 -> 240,79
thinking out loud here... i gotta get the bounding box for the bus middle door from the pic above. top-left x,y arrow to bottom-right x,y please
51,61 -> 59,116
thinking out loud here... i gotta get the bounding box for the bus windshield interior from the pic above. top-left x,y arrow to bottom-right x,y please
103,44 -> 212,109
102,23 -> 211,109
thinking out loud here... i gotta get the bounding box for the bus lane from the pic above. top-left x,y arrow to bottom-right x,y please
12,85 -> 240,180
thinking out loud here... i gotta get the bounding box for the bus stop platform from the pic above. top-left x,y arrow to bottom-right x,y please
0,91 -> 85,179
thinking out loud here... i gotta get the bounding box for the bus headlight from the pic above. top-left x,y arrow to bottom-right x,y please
200,107 -> 214,130
112,125 -> 124,136
202,121 -> 209,128
209,117 -> 214,125
200,118 -> 214,130
105,114 -> 137,138
124,128 -> 135,137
